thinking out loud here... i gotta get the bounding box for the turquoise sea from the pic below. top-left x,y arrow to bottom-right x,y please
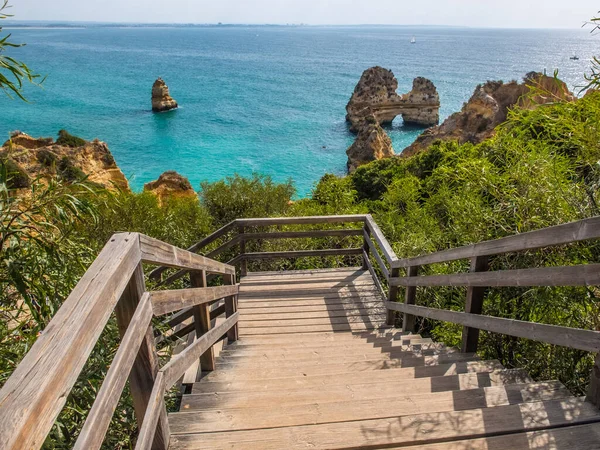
1,25 -> 598,196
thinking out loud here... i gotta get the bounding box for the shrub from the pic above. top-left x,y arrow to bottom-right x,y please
56,129 -> 86,148
57,157 -> 86,182
36,149 -> 58,167
1,158 -> 30,188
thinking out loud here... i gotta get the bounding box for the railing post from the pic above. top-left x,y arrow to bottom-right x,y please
362,224 -> 371,271
403,265 -> 420,333
588,354 -> 600,407
386,267 -> 400,326
115,264 -> 169,450
460,256 -> 489,353
224,273 -> 239,342
190,270 -> 216,375
239,225 -> 248,278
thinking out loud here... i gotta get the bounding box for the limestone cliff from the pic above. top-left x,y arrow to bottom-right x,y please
346,67 -> 440,132
152,78 -> 178,112
144,171 -> 196,205
1,131 -> 130,191
346,116 -> 394,173
403,72 -> 575,157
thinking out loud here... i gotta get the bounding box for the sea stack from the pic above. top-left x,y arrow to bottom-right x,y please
346,67 -> 440,132
402,72 -> 576,157
144,171 -> 196,205
151,78 -> 178,112
346,114 -> 394,173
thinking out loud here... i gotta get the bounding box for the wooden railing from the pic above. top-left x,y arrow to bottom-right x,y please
0,233 -> 238,450
5,215 -> 600,449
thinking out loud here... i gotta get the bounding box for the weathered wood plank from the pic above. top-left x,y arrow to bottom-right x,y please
74,293 -> 153,450
116,264 -> 169,450
363,233 -> 390,279
139,234 -> 235,275
161,313 -> 239,389
0,233 -> 140,450
393,216 -> 600,269
242,248 -> 363,260
134,372 -> 166,450
168,398 -> 600,449
403,265 -> 420,333
236,215 -> 368,226
386,302 -> 600,353
239,308 -> 386,321
150,285 -> 238,316
224,273 -> 238,343
390,263 -> 600,287
243,229 -> 363,241
171,382 -> 570,433
241,273 -> 372,286
243,267 -> 363,278
238,296 -> 386,308
191,360 -> 506,393
148,221 -> 237,281
239,286 -> 380,299
190,271 -> 215,375
365,214 -> 398,265
461,256 -> 489,353
240,323 -> 388,335
240,279 -> 374,291
238,314 -> 387,328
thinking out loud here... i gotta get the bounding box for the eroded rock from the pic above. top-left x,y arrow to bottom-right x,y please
346,115 -> 394,173
403,72 -> 575,157
144,171 -> 196,204
346,67 -> 440,131
152,78 -> 178,112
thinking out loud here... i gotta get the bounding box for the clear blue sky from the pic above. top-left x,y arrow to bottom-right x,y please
11,0 -> 600,28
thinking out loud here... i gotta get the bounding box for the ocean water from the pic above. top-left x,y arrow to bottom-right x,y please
1,25 -> 597,197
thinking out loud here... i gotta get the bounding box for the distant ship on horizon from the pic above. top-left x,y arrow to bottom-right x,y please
410,36 -> 416,44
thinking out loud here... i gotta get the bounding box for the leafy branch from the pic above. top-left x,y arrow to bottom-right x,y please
0,0 -> 44,101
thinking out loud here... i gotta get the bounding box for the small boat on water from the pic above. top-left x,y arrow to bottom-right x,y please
570,56 -> 580,60
410,36 -> 416,44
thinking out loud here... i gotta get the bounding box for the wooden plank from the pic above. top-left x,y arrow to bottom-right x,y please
386,302 -> 600,353
243,267 -> 363,278
134,372 -> 166,450
0,233 -> 141,450
150,285 -> 238,316
139,234 -> 235,275
241,274 -> 373,286
161,312 -> 239,389
242,248 -> 363,260
190,271 -> 215,375
239,225 -> 247,277
363,230 -> 390,279
387,267 -> 400,326
238,296 -> 386,308
239,287 -> 380,299
171,382 -> 570,434
238,315 -> 387,328
191,360 -> 506,393
75,293 -> 153,450
239,301 -> 385,313
224,273 -> 238,343
240,323 -> 388,335
243,229 -> 363,240
365,214 -> 398,265
162,307 -> 193,329
462,256 -> 489,353
240,279 -> 375,292
184,368 -> 532,407
148,221 -> 236,281
156,322 -> 195,348
115,264 -> 169,450
168,398 -> 600,449
240,308 -> 386,321
202,353 -> 479,381
390,263 -> 600,287
235,215 -> 368,226
587,353 -> 600,407
403,265 -> 420,333
393,215 -> 600,268
398,423 -> 600,450
233,329 -> 417,344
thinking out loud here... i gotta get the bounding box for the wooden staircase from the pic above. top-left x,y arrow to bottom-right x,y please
168,268 -> 600,449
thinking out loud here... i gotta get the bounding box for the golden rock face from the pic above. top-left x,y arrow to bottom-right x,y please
152,78 -> 179,112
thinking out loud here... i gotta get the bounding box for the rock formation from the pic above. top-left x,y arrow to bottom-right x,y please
346,115 -> 394,173
346,67 -> 440,132
1,131 -> 130,191
152,78 -> 178,112
403,72 -> 575,157
144,171 -> 196,205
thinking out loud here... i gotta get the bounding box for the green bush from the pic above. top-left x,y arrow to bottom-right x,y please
36,149 -> 58,167
1,158 -> 30,188
56,129 -> 86,148
57,156 -> 86,182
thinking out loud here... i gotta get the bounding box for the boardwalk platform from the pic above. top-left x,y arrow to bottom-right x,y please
168,269 -> 600,449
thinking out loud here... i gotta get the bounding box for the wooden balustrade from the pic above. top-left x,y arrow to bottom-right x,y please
0,233 -> 238,450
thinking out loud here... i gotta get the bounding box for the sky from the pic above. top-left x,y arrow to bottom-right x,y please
9,0 -> 600,28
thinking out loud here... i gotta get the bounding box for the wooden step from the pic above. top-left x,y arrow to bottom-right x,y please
241,323 -> 390,335
228,332 -> 422,347
168,398 -> 600,449
216,348 -> 460,366
201,355 -> 483,382
240,279 -> 375,291
399,422 -> 600,449
243,268 -> 365,278
192,360 -> 506,393
241,274 -> 374,287
239,307 -> 386,320
238,314 -> 387,328
185,368 -> 533,408
239,287 -> 381,299
238,301 -> 384,312
238,296 -> 385,308
171,382 -> 572,434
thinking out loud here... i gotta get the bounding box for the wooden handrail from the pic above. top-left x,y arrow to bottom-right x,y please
0,232 -> 239,450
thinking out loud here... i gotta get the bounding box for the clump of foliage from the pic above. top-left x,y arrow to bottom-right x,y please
200,173 -> 295,226
1,157 -> 29,188
0,1 -> 44,100
57,156 -> 86,182
36,149 -> 58,167
56,130 -> 86,148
